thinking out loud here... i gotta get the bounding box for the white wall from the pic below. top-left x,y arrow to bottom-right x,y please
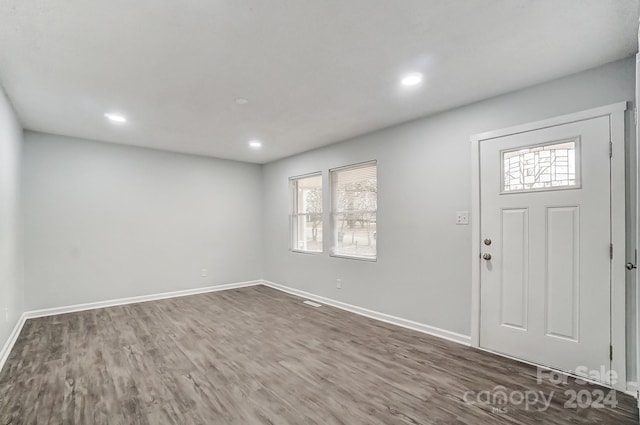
0,87 -> 23,350
15,57 -> 638,383
23,132 -> 263,310
262,57 -> 637,377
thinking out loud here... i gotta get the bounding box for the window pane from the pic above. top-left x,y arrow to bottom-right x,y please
332,165 -> 377,213
503,140 -> 578,192
331,162 -> 377,260
292,214 -> 323,253
332,212 -> 376,259
290,174 -> 322,253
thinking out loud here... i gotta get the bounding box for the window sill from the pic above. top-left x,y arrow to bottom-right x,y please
290,249 -> 324,255
329,253 -> 377,262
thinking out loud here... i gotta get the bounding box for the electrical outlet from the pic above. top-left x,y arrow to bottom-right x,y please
201,269 -> 208,277
336,278 -> 342,289
456,211 -> 469,225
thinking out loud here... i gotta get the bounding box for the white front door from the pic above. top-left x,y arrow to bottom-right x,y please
479,115 -> 612,383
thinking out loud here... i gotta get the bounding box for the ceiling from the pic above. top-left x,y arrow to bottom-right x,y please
0,0 -> 638,164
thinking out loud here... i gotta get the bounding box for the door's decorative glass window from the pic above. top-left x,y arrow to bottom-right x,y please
502,140 -> 579,193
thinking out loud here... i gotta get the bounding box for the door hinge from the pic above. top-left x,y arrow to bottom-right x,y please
610,345 -> 613,361
609,141 -> 613,158
610,244 -> 614,260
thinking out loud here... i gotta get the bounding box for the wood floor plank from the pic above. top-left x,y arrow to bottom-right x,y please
0,285 -> 637,424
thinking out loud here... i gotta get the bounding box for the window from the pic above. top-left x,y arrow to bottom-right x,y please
290,173 -> 323,253
330,161 -> 377,260
502,139 -> 579,193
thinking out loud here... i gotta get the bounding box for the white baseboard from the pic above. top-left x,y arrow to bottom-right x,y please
23,280 -> 261,319
260,280 -> 471,346
0,313 -> 27,374
6,279 -> 637,396
0,280 -> 262,374
260,280 -> 640,396
3,279 -> 469,374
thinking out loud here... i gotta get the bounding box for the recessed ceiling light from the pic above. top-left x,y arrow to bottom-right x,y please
235,98 -> 249,105
104,113 -> 127,123
248,140 -> 262,149
401,73 -> 423,86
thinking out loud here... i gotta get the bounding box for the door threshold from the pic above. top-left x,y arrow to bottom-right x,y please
475,345 -> 622,394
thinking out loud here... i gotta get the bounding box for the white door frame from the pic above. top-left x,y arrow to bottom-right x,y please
470,102 -> 628,392
635,53 -> 640,403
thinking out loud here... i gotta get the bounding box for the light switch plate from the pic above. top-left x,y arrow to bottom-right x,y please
456,211 -> 469,225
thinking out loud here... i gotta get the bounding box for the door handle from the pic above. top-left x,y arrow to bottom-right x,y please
482,253 -> 492,261
626,262 -> 637,270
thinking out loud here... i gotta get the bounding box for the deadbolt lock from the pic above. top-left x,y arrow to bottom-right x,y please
484,239 -> 492,246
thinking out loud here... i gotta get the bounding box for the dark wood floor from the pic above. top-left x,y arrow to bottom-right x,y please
0,285 -> 637,424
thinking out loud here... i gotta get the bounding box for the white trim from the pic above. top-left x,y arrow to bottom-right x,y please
626,381 -> 638,398
288,170 -> 323,181
23,280 -> 261,319
328,159 -> 377,173
0,280 -> 261,374
610,107 -> 628,392
261,280 -> 471,346
2,279 -> 470,375
0,313 -> 27,374
471,102 -> 627,142
328,251 -> 377,262
2,278 -> 634,393
470,102 -> 628,392
470,124 -> 481,347
635,51 -> 640,415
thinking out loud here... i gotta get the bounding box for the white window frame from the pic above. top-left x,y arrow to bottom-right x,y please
330,160 -> 378,262
289,172 -> 323,254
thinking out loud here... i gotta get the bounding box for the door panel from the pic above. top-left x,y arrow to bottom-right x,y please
545,206 -> 579,341
480,116 -> 611,383
500,208 -> 528,330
